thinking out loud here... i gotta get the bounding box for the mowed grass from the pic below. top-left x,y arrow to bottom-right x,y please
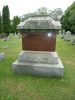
0,36 -> 75,100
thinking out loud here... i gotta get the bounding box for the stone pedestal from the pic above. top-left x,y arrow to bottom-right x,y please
12,51 -> 64,77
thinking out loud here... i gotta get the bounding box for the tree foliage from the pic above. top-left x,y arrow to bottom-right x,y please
61,1 -> 75,33
12,16 -> 20,34
20,7 -> 63,21
2,5 -> 10,36
0,12 -> 2,34
50,8 -> 63,21
37,7 -> 50,15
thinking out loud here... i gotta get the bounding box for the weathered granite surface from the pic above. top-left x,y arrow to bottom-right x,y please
17,17 -> 61,30
12,51 -> 64,77
18,51 -> 58,64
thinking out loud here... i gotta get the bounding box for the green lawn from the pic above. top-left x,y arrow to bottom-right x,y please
0,36 -> 75,100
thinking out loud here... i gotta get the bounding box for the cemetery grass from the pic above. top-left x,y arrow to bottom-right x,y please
0,36 -> 75,100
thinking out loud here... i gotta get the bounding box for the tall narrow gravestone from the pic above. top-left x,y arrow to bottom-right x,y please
12,16 -> 64,77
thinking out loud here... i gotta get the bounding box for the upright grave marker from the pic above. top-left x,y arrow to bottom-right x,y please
12,16 -> 64,77
64,31 -> 71,41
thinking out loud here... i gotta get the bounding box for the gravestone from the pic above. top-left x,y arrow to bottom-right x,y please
3,38 -> 7,42
18,33 -> 21,38
60,30 -> 65,39
0,52 -> 5,61
71,38 -> 75,45
59,30 -> 61,35
7,34 -> 14,40
12,16 -> 64,77
64,31 -> 71,41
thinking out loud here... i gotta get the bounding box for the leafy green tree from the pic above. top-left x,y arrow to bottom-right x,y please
0,12 -> 2,34
37,7 -> 49,15
20,7 -> 63,21
61,8 -> 71,31
69,2 -> 75,33
61,1 -> 75,33
2,5 -> 10,36
12,16 -> 20,34
50,8 -> 63,21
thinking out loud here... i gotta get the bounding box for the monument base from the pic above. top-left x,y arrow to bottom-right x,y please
12,51 -> 64,77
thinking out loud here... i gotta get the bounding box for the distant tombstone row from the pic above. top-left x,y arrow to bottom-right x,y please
59,30 -> 71,40
2,33 -> 21,42
14,33 -> 21,39
3,34 -> 13,42
59,30 -> 75,45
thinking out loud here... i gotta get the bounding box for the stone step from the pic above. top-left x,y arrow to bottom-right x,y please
18,51 -> 58,64
12,57 -> 64,77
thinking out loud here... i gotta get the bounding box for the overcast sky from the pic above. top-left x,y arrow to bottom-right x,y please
0,0 -> 74,19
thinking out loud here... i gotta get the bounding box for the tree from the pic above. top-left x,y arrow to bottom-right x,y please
0,12 -> 2,34
69,5 -> 75,32
2,5 -> 10,36
12,16 -> 20,34
61,8 -> 71,31
37,7 -> 49,15
20,7 -> 63,21
50,8 -> 63,21
61,1 -> 75,33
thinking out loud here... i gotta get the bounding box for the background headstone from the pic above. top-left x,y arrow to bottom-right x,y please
3,38 -> 7,42
64,31 -> 71,41
0,52 -> 5,61
7,34 -> 14,40
60,30 -> 65,39
71,38 -> 75,44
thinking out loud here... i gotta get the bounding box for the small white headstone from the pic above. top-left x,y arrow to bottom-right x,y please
72,38 -> 75,44
64,31 -> 71,41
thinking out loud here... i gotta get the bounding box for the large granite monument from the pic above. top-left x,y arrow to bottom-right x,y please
12,16 -> 64,77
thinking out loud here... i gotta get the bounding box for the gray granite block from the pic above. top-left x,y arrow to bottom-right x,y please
18,51 -> 58,64
12,51 -> 64,77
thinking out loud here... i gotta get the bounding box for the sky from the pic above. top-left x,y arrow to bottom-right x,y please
0,0 -> 74,19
